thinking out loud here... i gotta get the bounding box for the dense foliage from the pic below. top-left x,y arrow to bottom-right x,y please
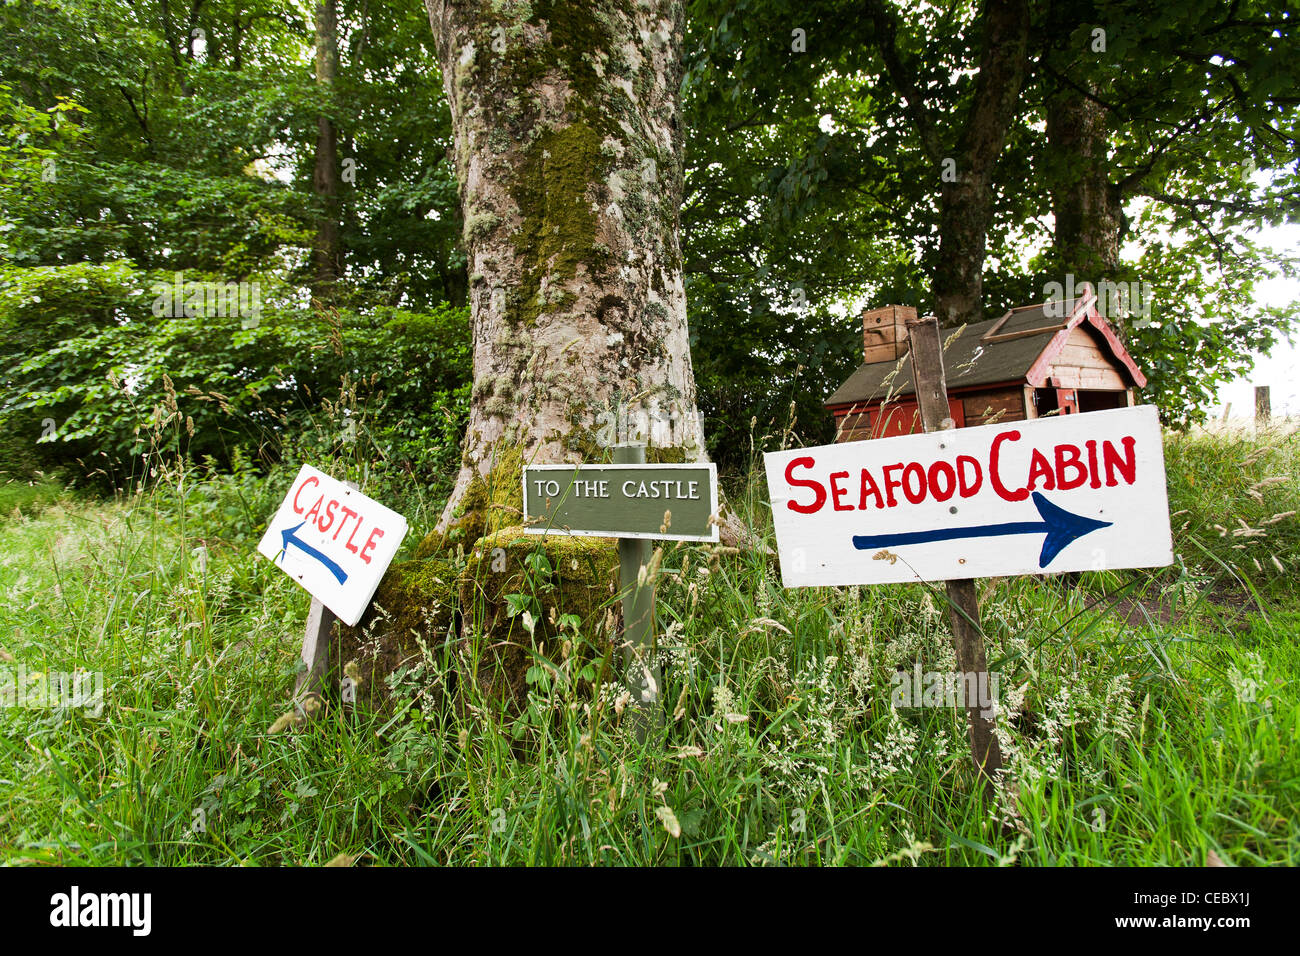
0,0 -> 467,487
682,0 -> 1300,454
1,0 -> 1297,480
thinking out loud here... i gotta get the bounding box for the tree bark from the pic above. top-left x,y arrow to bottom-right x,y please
868,0 -> 1030,329
932,0 -> 1030,328
1046,83 -> 1124,278
312,0 -> 341,300
424,0 -> 715,533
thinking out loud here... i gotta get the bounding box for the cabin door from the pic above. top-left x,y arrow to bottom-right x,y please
1049,377 -> 1079,415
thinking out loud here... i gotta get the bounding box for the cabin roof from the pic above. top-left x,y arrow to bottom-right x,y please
825,293 -> 1145,409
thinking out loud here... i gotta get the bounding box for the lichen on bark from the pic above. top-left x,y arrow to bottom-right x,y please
425,0 -> 711,532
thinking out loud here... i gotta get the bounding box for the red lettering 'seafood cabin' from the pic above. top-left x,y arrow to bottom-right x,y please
825,286 -> 1148,441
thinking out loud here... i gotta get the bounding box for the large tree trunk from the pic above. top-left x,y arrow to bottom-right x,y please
932,0 -> 1030,328
424,0 -> 711,533
312,0 -> 341,299
934,177 -> 995,328
1046,83 -> 1124,277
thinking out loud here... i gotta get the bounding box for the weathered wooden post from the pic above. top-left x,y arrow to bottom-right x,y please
905,314 -> 1004,787
1256,386 -> 1271,425
294,599 -> 337,712
256,470 -> 409,720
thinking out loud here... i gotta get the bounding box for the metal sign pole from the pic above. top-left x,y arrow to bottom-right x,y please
613,443 -> 662,740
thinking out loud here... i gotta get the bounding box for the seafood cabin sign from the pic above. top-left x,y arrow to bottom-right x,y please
765,405 -> 1172,587
256,465 -> 409,625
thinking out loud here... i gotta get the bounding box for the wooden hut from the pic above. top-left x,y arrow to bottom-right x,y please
825,288 -> 1148,441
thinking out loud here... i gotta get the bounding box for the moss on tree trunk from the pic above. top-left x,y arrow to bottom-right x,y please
328,1 -> 751,713
457,526 -> 618,711
424,0 -> 711,531
333,557 -> 459,711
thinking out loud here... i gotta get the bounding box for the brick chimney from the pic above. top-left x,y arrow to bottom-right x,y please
862,305 -> 916,363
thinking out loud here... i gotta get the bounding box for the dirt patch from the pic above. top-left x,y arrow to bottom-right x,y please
1100,583 -> 1260,630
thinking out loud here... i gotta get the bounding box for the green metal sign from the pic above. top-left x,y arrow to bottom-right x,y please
522,463 -> 719,542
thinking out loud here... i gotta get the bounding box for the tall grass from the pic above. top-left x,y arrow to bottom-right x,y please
0,425 -> 1296,865
0,477 -> 65,517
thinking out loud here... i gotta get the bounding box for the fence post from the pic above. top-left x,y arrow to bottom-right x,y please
1256,386 -> 1271,424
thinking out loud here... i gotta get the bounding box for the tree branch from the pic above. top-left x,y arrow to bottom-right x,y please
863,0 -> 944,164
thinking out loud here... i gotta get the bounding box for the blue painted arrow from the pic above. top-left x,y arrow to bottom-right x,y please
279,521 -> 348,584
851,492 -> 1112,569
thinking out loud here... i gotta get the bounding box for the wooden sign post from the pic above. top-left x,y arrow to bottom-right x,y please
906,315 -> 1002,784
1256,385 -> 1271,424
523,451 -> 718,738
763,316 -> 1173,789
294,598 -> 337,711
257,470 -> 408,714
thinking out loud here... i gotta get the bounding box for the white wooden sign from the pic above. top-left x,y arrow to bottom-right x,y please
256,465 -> 408,625
764,405 -> 1172,587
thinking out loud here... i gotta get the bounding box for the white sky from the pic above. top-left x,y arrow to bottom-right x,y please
1210,221 -> 1300,419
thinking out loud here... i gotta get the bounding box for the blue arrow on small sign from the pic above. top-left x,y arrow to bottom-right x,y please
851,492 -> 1112,569
279,521 -> 348,584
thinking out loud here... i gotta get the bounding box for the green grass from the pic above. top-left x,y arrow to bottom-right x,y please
0,477 -> 66,517
0,426 -> 1296,866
